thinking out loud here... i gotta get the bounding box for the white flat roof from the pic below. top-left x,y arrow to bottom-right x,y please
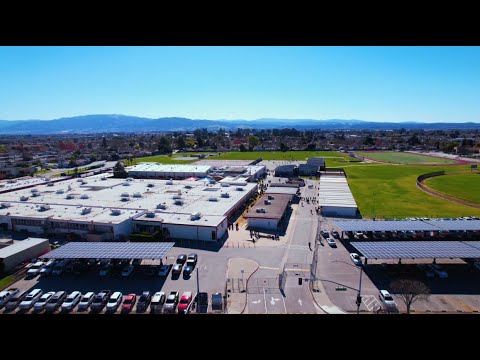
127,163 -> 212,173
319,176 -> 358,208
0,174 -> 257,224
136,212 -> 226,227
0,237 -> 49,258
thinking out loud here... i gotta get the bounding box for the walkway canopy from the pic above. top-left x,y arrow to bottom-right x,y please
42,242 -> 175,260
351,241 -> 480,260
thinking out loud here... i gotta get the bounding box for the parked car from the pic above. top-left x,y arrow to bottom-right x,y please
121,265 -> 134,277
90,290 -> 112,312
321,230 -> 329,238
331,230 -> 340,239
106,292 -> 123,313
19,289 -> 43,311
211,292 -> 223,311
39,260 -> 56,276
183,265 -> 194,276
136,291 -> 152,312
27,261 -> 45,277
33,291 -> 56,312
121,293 -> 136,313
0,288 -> 19,308
78,292 -> 96,311
158,264 -> 172,277
430,264 -> 448,279
99,264 -> 113,277
150,291 -> 166,313
176,254 -> 187,264
186,253 -> 198,268
172,263 -> 183,276
326,238 -> 337,247
164,291 -> 179,313
52,260 -> 69,276
349,253 -> 362,266
177,291 -> 193,314
45,291 -> 67,313
132,259 -> 142,266
61,291 -> 82,312
378,290 -> 397,311
4,290 -> 27,312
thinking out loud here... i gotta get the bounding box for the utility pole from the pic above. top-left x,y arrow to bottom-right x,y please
356,265 -> 363,314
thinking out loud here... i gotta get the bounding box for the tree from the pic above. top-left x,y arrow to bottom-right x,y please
175,136 -> 186,150
306,143 -> 316,151
390,279 -> 430,314
239,144 -> 248,152
407,135 -> 421,146
363,135 -> 375,146
248,135 -> 260,150
157,136 -> 172,154
185,137 -> 197,148
102,136 -> 107,148
113,161 -> 128,178
280,142 -> 289,152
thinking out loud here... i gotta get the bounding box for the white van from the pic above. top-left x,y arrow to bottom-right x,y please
379,290 -> 396,310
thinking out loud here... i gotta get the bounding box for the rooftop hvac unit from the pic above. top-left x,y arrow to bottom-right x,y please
256,208 -> 266,213
81,207 -> 92,215
221,193 -> 230,198
20,196 -> 29,201
101,177 -> 107,181
174,200 -> 184,205
184,185 -> 192,189
111,209 -> 122,215
190,212 -> 201,220
39,204 -> 50,211
31,188 -> 39,193
156,203 -> 167,210
77,179 -> 83,182
264,200 -> 271,205
221,183 -> 230,187
1,202 -> 11,208
80,194 -> 89,199
133,192 -> 142,198
126,177 -> 134,182
81,181 -> 88,184
147,183 -> 154,188
66,194 -> 75,199
268,195 -> 274,200
172,195 -> 182,199
121,192 -> 130,198
47,182 -> 54,186
32,192 -> 41,197
166,180 -> 173,185
122,182 -> 130,186
146,212 -> 156,218
208,197 -> 219,202
236,187 -> 244,191
56,189 -> 64,194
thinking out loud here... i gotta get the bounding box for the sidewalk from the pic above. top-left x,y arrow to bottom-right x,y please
225,258 -> 259,314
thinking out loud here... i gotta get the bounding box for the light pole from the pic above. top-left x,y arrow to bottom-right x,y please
356,265 -> 363,314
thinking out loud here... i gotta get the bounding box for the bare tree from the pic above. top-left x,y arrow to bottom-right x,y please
390,279 -> 430,314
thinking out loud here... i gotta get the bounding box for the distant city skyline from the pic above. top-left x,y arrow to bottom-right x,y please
0,46 -> 479,123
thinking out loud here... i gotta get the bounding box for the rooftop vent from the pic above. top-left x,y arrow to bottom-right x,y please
81,207 -> 92,215
111,209 -> 122,215
76,179 -> 83,182
174,200 -> 184,205
184,185 -> 192,189
166,179 -> 173,185
264,200 -> 271,205
47,182 -> 54,187
122,182 -> 130,186
209,197 -> 219,202
236,187 -> 244,191
133,192 -> 142,198
126,177 -> 134,182
190,212 -> 201,220
101,177 -> 107,181
56,189 -> 65,194
66,194 -> 75,199
147,183 -> 154,188
32,192 -> 41,197
172,195 -> 182,199
31,188 -> 39,193
1,202 -> 11,208
20,196 -> 29,201
121,192 -> 130,198
256,208 -> 266,213
80,194 -> 89,199
39,204 -> 50,211
146,212 -> 156,218
156,203 -> 167,210
221,193 -> 230,198
268,195 -> 275,200
221,183 -> 230,187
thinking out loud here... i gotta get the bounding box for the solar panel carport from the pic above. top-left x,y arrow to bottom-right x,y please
42,242 -> 175,260
351,241 -> 480,260
334,219 -> 480,232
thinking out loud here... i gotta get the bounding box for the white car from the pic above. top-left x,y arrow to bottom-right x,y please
27,261 -> 45,277
326,238 -> 336,247
61,291 -> 82,312
121,265 -> 134,277
379,290 -> 397,310
150,291 -> 166,313
349,253 -> 362,266
39,260 -> 56,276
430,264 -> 448,279
19,289 -> 43,311
77,292 -> 96,311
106,292 -> 123,313
33,291 -> 56,312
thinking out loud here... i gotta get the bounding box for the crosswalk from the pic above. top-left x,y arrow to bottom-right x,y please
362,295 -> 382,312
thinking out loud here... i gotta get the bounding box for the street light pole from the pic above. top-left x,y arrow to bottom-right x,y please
356,265 -> 363,314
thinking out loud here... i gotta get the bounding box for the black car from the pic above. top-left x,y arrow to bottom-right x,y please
90,290 -> 112,312
176,254 -> 187,264
331,230 -> 340,239
183,265 -> 194,277
136,291 -> 152,312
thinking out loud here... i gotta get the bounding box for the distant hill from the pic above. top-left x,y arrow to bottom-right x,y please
0,114 -> 479,134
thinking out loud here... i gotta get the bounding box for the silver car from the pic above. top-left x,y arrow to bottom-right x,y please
77,292 -> 96,311
33,291 -> 56,312
61,291 -> 82,312
19,289 -> 43,311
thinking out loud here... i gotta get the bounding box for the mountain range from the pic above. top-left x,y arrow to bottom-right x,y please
0,115 -> 479,134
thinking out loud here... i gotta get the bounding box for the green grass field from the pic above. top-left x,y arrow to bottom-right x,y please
357,151 -> 455,164
208,151 -> 361,167
344,164 -> 480,218
424,173 -> 480,204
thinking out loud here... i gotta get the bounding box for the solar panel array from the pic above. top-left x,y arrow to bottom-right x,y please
351,241 -> 480,259
42,242 -> 175,259
334,219 -> 480,232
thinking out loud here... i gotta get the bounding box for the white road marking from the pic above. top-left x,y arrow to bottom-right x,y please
298,298 -> 303,306
263,288 -> 268,314
259,266 -> 280,270
270,296 -> 281,306
251,299 -> 261,304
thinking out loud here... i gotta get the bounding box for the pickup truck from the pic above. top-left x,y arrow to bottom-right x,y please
90,290 -> 112,312
0,288 -> 19,308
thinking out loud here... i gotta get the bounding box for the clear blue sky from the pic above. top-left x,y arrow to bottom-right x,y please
0,46 -> 479,123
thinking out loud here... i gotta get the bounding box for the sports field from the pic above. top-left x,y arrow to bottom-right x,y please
344,164 -> 480,218
208,151 -> 361,167
424,173 -> 480,204
357,151 -> 455,164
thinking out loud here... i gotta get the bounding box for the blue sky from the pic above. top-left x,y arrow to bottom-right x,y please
0,46 -> 479,122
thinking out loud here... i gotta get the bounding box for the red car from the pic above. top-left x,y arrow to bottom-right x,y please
177,291 -> 192,314
122,293 -> 137,313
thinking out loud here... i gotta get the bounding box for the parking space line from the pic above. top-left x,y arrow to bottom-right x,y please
263,288 -> 268,314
